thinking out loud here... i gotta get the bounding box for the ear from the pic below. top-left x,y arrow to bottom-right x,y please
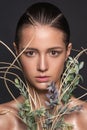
65,43 -> 72,61
13,42 -> 19,55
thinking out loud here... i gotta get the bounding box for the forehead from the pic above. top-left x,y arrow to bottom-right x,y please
19,25 -> 65,48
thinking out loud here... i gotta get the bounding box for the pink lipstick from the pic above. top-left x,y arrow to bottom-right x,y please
35,76 -> 50,82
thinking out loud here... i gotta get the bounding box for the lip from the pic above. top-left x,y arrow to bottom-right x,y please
35,76 -> 50,83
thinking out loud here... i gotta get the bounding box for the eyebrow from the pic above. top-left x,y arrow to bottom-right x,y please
21,46 -> 63,51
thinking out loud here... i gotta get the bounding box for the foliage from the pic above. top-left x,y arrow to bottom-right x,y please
0,40 -> 87,130
14,56 -> 84,130
61,57 -> 84,103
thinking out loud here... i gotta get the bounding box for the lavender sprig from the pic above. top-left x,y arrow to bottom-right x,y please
45,82 -> 59,109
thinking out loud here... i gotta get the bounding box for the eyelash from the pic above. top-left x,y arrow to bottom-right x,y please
49,50 -> 61,57
24,50 -> 61,57
24,51 -> 36,57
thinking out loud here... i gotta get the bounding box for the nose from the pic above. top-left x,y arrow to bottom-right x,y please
37,55 -> 48,72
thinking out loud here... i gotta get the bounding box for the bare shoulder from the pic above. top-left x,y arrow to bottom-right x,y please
65,98 -> 87,130
0,98 -> 27,130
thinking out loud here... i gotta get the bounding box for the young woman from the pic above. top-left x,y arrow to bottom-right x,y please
0,2 -> 87,130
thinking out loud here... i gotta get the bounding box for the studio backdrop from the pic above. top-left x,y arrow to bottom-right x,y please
0,0 -> 87,103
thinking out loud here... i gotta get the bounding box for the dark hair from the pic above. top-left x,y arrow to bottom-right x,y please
14,2 -> 70,48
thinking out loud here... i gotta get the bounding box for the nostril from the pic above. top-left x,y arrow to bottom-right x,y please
37,67 -> 48,72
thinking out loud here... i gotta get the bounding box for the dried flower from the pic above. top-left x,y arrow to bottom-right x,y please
0,40 -> 87,130
14,55 -> 84,130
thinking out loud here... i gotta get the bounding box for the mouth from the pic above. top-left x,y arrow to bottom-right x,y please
35,76 -> 50,83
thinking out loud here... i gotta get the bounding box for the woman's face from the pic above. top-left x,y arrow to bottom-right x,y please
16,25 -> 72,90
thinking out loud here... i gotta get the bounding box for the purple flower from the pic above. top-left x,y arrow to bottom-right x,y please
45,82 -> 59,109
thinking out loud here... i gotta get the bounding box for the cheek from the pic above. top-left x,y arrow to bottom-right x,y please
55,63 -> 64,74
51,58 -> 65,79
19,57 -> 35,77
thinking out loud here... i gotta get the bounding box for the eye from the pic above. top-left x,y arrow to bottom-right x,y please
49,50 -> 60,57
24,50 -> 36,57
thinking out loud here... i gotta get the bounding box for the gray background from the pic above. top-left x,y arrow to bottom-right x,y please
0,0 -> 87,103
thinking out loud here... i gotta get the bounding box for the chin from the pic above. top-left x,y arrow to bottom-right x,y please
33,82 -> 49,91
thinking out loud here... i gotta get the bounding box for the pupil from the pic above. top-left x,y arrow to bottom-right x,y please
30,51 -> 33,55
52,51 -> 55,54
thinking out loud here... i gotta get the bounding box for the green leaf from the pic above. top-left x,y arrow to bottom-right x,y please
15,78 -> 19,84
79,61 -> 84,70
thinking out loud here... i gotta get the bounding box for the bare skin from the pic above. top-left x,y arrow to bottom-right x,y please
0,96 -> 27,130
65,97 -> 87,130
0,96 -> 87,130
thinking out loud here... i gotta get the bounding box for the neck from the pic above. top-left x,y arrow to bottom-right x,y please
29,87 -> 48,109
27,81 -> 60,109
